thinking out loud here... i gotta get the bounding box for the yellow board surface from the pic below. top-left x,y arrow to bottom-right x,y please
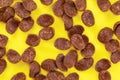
0,0 -> 120,80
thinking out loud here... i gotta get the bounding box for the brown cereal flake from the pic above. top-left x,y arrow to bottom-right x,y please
114,21 -> 120,39
37,14 -> 54,27
6,18 -> 20,34
19,17 -> 34,32
52,0 -> 65,17
68,25 -> 84,38
56,54 -> 67,71
111,50 -> 120,64
26,34 -> 40,47
7,49 -> 21,64
39,27 -> 54,40
0,0 -> 13,7
99,71 -> 111,80
98,27 -> 113,43
75,57 -> 93,71
0,34 -> 8,48
70,34 -> 85,50
97,0 -> 111,12
46,71 -> 65,80
0,7 -> 7,21
75,0 -> 86,11
54,38 -> 71,50
22,0 -> 37,11
22,47 -> 36,63
14,2 -> 30,18
81,43 -> 95,58
110,1 -> 120,15
29,61 -> 40,78
35,74 -> 46,80
81,10 -> 95,26
11,72 -> 26,80
0,47 -> 6,58
82,35 -> 89,45
62,14 -> 73,30
95,59 -> 111,72
2,7 -> 15,22
64,50 -> 78,68
0,59 -> 6,74
40,0 -> 53,5
41,59 -> 57,71
66,73 -> 79,80
105,39 -> 119,53
64,1 -> 77,17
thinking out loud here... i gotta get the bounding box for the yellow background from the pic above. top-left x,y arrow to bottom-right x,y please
0,0 -> 120,80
